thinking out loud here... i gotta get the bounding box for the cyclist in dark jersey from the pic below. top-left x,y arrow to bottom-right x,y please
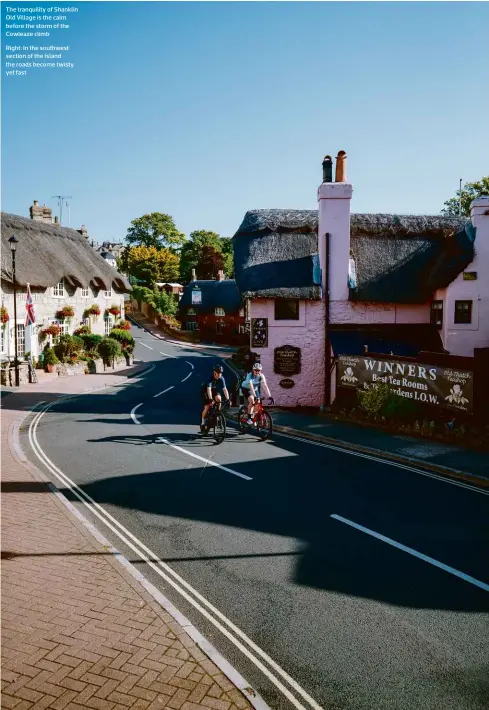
199,364 -> 230,433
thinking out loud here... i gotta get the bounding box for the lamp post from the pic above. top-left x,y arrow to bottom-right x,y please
8,235 -> 19,387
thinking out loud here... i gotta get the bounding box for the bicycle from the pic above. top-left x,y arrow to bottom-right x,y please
238,398 -> 273,441
202,400 -> 228,444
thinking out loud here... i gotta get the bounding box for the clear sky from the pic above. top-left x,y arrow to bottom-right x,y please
2,1 -> 488,243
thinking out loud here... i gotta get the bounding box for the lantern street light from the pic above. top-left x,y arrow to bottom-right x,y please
8,235 -> 19,387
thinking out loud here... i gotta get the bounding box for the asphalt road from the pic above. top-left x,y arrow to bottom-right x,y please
23,322 -> 489,710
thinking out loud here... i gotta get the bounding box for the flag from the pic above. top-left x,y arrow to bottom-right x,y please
25,283 -> 36,326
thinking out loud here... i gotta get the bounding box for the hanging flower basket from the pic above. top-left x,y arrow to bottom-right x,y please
107,305 -> 121,317
0,305 -> 9,325
40,324 -> 62,339
84,304 -> 101,318
56,305 -> 75,320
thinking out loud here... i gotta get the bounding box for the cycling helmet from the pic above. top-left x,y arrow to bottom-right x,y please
213,364 -> 224,373
252,362 -> 262,371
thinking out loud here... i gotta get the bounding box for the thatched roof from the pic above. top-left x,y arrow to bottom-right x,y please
232,208 -> 473,303
178,280 -> 243,316
349,214 -> 473,303
233,209 -> 321,300
1,213 -> 130,291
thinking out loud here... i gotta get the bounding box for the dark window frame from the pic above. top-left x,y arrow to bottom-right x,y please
454,300 -> 472,325
274,299 -> 300,321
216,321 -> 225,334
430,300 -> 443,328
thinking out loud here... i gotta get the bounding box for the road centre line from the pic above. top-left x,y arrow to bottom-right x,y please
160,351 -> 176,358
156,437 -> 252,481
181,372 -> 192,382
28,403 -> 323,710
331,514 -> 489,593
139,342 -> 153,350
130,403 -> 143,424
154,386 -> 174,398
186,361 -> 195,369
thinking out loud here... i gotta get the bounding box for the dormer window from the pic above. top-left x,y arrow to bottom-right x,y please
53,280 -> 65,298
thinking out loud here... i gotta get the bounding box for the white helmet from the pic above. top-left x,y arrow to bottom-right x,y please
252,362 -> 262,371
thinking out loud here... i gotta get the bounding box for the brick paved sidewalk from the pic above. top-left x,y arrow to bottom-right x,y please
1,375 -> 255,710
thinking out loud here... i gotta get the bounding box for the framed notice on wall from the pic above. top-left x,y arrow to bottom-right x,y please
251,318 -> 268,348
191,288 -> 202,305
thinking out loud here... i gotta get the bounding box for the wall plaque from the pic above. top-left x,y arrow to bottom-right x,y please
279,378 -> 295,389
251,318 -> 268,348
274,344 -> 301,376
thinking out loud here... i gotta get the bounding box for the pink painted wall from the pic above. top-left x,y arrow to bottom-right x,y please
330,301 -> 430,325
435,197 -> 489,356
250,299 -> 325,407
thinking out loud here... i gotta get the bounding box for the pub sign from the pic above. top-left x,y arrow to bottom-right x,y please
251,318 -> 268,348
337,354 -> 473,414
274,345 -> 301,376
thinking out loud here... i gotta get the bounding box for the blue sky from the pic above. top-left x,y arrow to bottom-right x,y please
2,1 -> 488,243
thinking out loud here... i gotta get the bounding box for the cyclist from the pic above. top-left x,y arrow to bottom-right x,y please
200,364 -> 231,433
241,363 -> 274,425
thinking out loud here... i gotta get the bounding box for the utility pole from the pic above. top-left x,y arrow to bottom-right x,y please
52,195 -> 72,225
459,179 -> 463,216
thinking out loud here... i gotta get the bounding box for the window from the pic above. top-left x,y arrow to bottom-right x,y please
275,299 -> 299,321
454,300 -> 472,324
430,300 -> 443,328
52,319 -> 69,335
16,323 -> 25,357
104,316 -> 114,335
215,307 -> 225,317
187,307 -> 196,316
104,288 -> 112,298
81,318 -> 90,329
187,321 -> 198,331
53,281 -> 65,297
216,321 -> 225,334
81,287 -> 90,298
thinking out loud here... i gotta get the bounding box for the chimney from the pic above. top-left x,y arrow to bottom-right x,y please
191,268 -> 197,281
335,151 -> 347,182
78,225 -> 88,238
54,216 -> 59,224
30,200 -> 52,222
322,155 -> 333,183
217,270 -> 224,282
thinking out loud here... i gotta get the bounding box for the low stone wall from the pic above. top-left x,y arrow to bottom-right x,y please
55,362 -> 87,377
1,361 -> 30,386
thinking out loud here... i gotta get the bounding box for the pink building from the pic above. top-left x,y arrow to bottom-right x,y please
232,152 -> 489,407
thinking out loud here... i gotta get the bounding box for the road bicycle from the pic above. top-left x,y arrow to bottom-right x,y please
238,398 -> 273,441
202,400 -> 228,444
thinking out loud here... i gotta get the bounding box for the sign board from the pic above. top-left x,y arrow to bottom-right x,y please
463,272 -> 477,281
27,356 -> 38,383
337,354 -> 473,414
251,318 -> 268,348
274,345 -> 301,376
279,378 -> 295,389
191,289 -> 202,305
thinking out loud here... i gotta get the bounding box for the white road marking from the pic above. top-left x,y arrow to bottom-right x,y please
181,372 -> 192,382
160,351 -> 176,358
331,514 -> 489,593
139,342 -> 153,350
186,361 -> 194,370
130,403 -> 143,424
28,404 -> 322,710
273,431 -> 489,496
154,386 -> 174,398
156,437 -> 252,481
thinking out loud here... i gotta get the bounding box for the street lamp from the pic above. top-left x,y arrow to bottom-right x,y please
8,235 -> 19,387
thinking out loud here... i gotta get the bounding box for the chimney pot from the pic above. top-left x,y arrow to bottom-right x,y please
217,270 -> 224,281
322,155 -> 333,183
33,200 -> 38,206
335,151 -> 347,182
191,268 -> 197,281
54,216 -> 59,224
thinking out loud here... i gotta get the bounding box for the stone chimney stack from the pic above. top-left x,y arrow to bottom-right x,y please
79,225 -> 88,238
335,151 -> 347,182
54,216 -> 59,225
217,270 -> 224,281
30,200 -> 53,222
191,268 -> 197,281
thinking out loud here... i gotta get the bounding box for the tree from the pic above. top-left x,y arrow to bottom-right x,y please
199,245 -> 225,280
220,237 -> 234,278
125,213 -> 186,251
120,245 -> 180,285
442,177 -> 489,217
179,230 -> 232,282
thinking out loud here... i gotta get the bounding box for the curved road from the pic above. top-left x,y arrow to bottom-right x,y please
23,323 -> 489,710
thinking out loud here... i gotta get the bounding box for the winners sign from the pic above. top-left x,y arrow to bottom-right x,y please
337,355 -> 473,414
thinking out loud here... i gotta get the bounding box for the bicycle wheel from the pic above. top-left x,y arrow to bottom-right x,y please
213,412 -> 226,444
238,405 -> 248,433
257,411 -> 272,441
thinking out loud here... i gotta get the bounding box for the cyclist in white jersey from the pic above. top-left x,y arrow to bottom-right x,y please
241,363 -> 274,425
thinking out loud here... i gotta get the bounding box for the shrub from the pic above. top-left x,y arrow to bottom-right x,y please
43,346 -> 59,367
74,324 -> 91,336
53,334 -> 85,362
117,319 -> 131,331
0,305 -> 9,324
109,328 -> 135,352
97,336 -> 122,362
80,333 -> 103,352
161,314 -> 181,330
357,382 -> 392,418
